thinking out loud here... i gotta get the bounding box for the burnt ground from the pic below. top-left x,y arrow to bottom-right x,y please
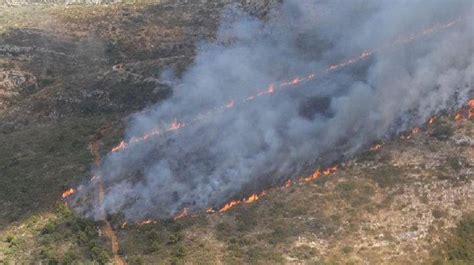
0,3 -> 473,264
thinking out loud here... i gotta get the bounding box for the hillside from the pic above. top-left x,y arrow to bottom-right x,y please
0,2 -> 473,264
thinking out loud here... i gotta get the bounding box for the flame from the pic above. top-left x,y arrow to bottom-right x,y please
105,18 -> 461,154
219,200 -> 241,213
212,164 -> 338,215
139,219 -> 156,225
428,117 -> 436,125
111,141 -> 128,152
322,165 -> 338,176
243,193 -> 259,204
370,144 -> 383,151
468,99 -> 474,119
454,111 -> 464,123
401,127 -> 421,140
300,169 -> 322,183
281,77 -> 304,86
267,83 -> 275,94
284,179 -> 293,188
360,51 -> 372,58
80,18 -> 465,222
174,208 -> 189,220
169,120 -> 185,131
62,188 -> 75,199
245,95 -> 256,101
226,100 -> 235,108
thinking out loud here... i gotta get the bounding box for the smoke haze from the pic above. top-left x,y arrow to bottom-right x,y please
72,0 -> 473,220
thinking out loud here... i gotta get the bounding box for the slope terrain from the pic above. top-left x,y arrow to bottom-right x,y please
0,2 -> 473,264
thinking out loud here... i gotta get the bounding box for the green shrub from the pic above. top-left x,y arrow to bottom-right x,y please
430,123 -> 453,141
431,212 -> 474,263
342,246 -> 353,254
370,165 -> 403,188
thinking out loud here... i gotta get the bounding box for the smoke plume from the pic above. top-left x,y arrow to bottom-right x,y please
72,0 -> 473,220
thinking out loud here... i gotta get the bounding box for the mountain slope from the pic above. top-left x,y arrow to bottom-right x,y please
0,3 -> 472,264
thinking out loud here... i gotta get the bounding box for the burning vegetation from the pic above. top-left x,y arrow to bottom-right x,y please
60,1 -> 474,228
2,1 -> 474,264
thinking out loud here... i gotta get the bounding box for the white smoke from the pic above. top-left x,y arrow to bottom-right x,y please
72,0 -> 473,220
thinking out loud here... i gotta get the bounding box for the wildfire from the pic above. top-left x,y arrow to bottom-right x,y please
267,83 -> 275,94
400,127 -> 421,140
322,165 -> 338,176
370,144 -> 383,151
169,120 -> 185,131
105,18 -> 461,155
139,219 -> 156,225
226,100 -> 235,108
468,99 -> 474,119
299,169 -> 322,183
111,141 -> 127,152
281,77 -> 304,87
284,179 -> 293,188
428,116 -> 436,125
85,18 -> 467,226
245,95 -> 256,102
174,208 -> 189,220
244,192 -> 266,204
218,200 -> 241,213
62,188 -> 75,199
455,111 -> 464,123
411,127 -> 421,134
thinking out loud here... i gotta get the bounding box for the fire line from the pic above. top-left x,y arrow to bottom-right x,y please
64,16 -> 471,224
90,128 -> 127,265
110,16 -> 463,154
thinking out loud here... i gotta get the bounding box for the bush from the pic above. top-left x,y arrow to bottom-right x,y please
430,123 -> 453,141
431,212 -> 474,263
446,157 -> 462,172
370,165 -> 403,188
128,255 -> 145,265
432,208 -> 448,219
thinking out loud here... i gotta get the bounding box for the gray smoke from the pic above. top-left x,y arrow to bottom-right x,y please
72,0 -> 473,220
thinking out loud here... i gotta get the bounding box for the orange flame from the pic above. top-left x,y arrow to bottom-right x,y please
454,112 -> 463,123
370,144 -> 383,151
411,127 -> 420,134
62,188 -> 75,199
111,141 -> 128,153
104,18 -> 461,155
401,127 -> 420,140
219,200 -> 241,213
284,179 -> 293,188
169,120 -> 185,131
322,165 -> 337,176
174,208 -> 189,220
139,219 -> 156,225
300,169 -> 322,183
468,99 -> 474,119
428,117 -> 436,125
